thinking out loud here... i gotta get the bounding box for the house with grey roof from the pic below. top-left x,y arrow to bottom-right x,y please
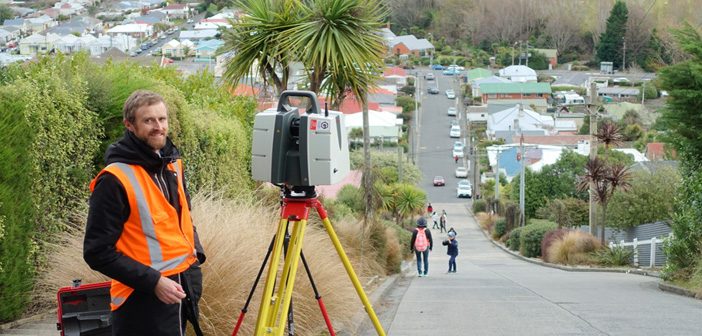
26,15 -> 57,33
10,6 -> 35,17
598,86 -> 640,101
379,27 -> 396,42
48,16 -> 102,35
498,65 -> 538,82
130,12 -> 167,25
388,35 -> 433,57
3,19 -> 30,35
179,29 -> 218,41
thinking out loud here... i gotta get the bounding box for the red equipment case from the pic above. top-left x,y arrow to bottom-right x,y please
56,281 -> 111,336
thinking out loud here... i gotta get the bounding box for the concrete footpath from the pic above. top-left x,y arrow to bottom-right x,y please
360,202 -> 702,336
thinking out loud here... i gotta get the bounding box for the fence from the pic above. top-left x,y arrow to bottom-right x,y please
608,233 -> 672,268
579,221 -> 671,268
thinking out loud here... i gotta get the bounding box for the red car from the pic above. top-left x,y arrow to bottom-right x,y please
433,176 -> 445,186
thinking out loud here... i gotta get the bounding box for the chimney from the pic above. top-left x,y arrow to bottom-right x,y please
518,103 -> 524,117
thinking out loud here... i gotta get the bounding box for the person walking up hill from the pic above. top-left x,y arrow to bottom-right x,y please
410,217 -> 433,277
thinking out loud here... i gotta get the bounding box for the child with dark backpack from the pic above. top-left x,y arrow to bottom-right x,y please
442,231 -> 458,273
410,217 -> 433,277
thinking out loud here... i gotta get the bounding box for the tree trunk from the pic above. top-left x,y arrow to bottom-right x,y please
362,94 -> 372,265
600,204 -> 607,246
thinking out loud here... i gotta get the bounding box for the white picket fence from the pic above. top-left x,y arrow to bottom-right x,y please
608,233 -> 672,268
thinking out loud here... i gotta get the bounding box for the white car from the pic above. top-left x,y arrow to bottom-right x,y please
449,125 -> 461,138
455,166 -> 468,178
425,72 -> 435,80
456,180 -> 472,198
452,147 -> 464,158
445,89 -> 456,99
447,107 -> 457,116
450,119 -> 459,127
453,140 -> 464,151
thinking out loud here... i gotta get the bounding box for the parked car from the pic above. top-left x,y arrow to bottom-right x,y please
447,107 -> 457,116
453,141 -> 464,152
433,176 -> 446,186
427,86 -> 440,94
431,64 -> 445,70
449,125 -> 461,138
452,147 -> 464,158
450,119 -> 459,127
455,166 -> 468,178
449,64 -> 465,71
443,68 -> 460,76
456,180 -> 472,198
445,89 -> 456,99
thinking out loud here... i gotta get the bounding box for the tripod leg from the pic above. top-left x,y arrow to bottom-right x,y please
300,251 -> 335,335
254,218 -> 290,334
232,236 -> 276,336
265,217 -> 307,336
312,200 -> 386,336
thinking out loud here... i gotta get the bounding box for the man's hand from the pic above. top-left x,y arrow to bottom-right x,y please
154,276 -> 186,304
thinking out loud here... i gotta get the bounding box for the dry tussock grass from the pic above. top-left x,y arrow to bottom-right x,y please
546,231 -> 601,265
475,212 -> 497,232
39,194 -> 382,335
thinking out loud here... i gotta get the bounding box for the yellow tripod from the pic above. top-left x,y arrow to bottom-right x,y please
252,186 -> 385,336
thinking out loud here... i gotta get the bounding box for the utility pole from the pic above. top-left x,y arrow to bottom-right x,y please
622,40 -> 626,72
397,126 -> 403,182
641,80 -> 647,105
494,147 -> 501,213
525,40 -> 529,67
519,134 -> 526,227
588,82 -> 598,236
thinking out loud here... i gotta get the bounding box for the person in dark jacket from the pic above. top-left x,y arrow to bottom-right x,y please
410,217 -> 433,277
442,231 -> 459,273
84,90 -> 206,336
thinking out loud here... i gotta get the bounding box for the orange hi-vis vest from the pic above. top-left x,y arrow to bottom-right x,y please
90,160 -> 197,311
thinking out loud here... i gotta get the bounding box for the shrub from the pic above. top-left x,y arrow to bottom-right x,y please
519,220 -> 558,258
541,229 -> 569,263
472,199 -> 487,213
493,218 -> 507,239
336,185 -> 364,214
507,227 -> 523,251
593,245 -> 634,266
476,212 -> 497,232
546,231 -> 601,265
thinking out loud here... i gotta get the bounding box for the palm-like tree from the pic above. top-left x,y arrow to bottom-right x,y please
596,121 -> 623,153
219,0 -> 298,96
379,183 -> 425,228
578,158 -> 631,244
279,0 -> 386,103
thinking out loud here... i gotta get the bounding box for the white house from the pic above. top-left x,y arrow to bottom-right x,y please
498,65 -> 537,83
19,32 -> 61,55
107,23 -> 152,39
345,110 -> 402,142
26,15 -> 58,34
89,34 -> 138,55
55,34 -> 97,54
487,104 -> 557,140
160,3 -> 189,18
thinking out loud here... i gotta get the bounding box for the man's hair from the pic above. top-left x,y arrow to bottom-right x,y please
123,90 -> 166,123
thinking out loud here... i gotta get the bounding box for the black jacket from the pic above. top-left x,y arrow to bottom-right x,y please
83,130 -> 206,294
409,227 -> 433,252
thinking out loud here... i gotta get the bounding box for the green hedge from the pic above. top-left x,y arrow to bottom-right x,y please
493,218 -> 507,239
472,199 -> 487,213
519,220 -> 558,258
0,54 -> 256,321
507,227 -> 523,251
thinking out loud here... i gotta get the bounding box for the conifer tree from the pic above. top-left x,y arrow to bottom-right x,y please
596,1 -> 628,69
